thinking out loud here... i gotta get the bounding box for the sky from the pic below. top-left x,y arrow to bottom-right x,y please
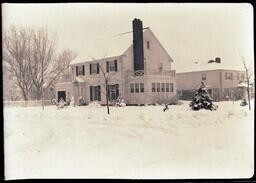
2,3 -> 254,72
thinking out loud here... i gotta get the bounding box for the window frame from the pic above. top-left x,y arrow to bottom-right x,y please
140,83 -> 144,93
157,83 -> 160,92
152,83 -> 156,92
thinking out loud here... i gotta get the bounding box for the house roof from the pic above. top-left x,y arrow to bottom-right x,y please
70,30 -> 133,65
70,28 -> 174,65
176,62 -> 244,73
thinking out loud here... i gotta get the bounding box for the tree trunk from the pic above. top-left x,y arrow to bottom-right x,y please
22,90 -> 28,101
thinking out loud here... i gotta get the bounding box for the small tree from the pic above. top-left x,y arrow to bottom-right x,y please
242,60 -> 254,110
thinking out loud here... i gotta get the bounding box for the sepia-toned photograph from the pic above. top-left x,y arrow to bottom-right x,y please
2,3 -> 254,180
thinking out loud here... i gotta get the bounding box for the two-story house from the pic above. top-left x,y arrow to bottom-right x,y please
176,59 -> 249,101
55,18 -> 177,105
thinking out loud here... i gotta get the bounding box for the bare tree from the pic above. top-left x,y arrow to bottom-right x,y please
28,28 -> 77,101
3,25 -> 33,100
242,60 -> 254,110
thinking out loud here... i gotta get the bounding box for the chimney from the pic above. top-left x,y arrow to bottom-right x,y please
133,18 -> 144,71
215,57 -> 221,63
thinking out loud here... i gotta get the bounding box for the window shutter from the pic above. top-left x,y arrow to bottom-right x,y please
114,60 -> 117,72
97,63 -> 99,74
98,86 -> 101,101
82,65 -> 85,75
90,64 -> 92,75
106,61 -> 109,72
116,84 -> 119,98
76,66 -> 78,76
90,86 -> 93,101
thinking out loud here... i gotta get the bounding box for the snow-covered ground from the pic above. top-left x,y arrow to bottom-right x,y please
4,100 -> 254,179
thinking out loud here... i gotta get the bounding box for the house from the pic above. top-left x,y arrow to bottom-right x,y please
55,18 -> 177,105
176,58 -> 249,101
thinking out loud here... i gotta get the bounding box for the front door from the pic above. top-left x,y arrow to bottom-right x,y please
57,91 -> 66,102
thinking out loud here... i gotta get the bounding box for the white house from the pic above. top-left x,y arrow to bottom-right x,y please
55,18 -> 177,105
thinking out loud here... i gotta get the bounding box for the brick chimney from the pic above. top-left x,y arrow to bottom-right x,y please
133,18 -> 144,71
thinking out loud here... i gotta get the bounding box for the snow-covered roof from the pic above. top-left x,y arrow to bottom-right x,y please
70,30 -> 134,65
69,28 -> 174,65
176,62 -> 244,73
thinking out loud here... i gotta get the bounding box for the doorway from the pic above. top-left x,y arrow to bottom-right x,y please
57,91 -> 66,102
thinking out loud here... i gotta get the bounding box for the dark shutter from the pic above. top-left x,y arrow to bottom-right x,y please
114,60 -> 117,72
116,84 -> 119,98
106,61 -> 109,72
97,63 -> 99,74
76,66 -> 78,76
82,65 -> 85,75
98,86 -> 101,101
90,86 -> 93,101
90,64 -> 92,75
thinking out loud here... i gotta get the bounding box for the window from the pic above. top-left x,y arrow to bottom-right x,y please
161,83 -> 165,92
202,73 -> 206,80
135,83 -> 140,93
130,83 -> 134,93
147,41 -> 150,49
157,83 -> 160,92
140,83 -> 144,93
76,65 -> 85,76
166,83 -> 170,92
159,63 -> 163,72
237,73 -> 240,80
108,84 -> 119,101
170,83 -> 174,92
90,63 -> 99,74
152,83 -> 156,92
106,60 -> 117,72
90,85 -> 101,101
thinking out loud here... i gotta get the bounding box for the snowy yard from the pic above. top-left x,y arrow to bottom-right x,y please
4,100 -> 254,179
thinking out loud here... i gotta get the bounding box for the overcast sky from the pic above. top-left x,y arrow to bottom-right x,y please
2,3 -> 254,71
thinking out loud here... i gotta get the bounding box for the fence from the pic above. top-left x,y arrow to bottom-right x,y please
3,100 -> 53,107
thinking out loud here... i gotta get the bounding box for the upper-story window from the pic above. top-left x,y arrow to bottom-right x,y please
76,65 -> 85,76
90,63 -> 99,74
202,73 -> 206,80
159,63 -> 163,72
147,41 -> 150,49
106,60 -> 117,72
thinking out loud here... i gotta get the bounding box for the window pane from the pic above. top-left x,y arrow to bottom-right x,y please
109,61 -> 115,71
170,83 -> 173,92
161,83 -> 165,92
166,83 -> 169,92
157,83 -> 160,92
140,83 -> 144,93
92,64 -> 98,73
152,83 -> 155,92
130,83 -> 134,93
135,83 -> 139,93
